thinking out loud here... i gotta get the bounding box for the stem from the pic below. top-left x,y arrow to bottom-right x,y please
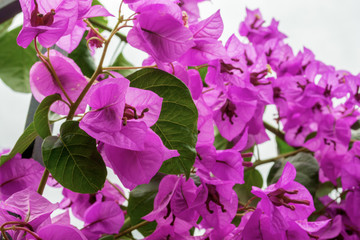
235,213 -> 248,217
102,71 -> 117,78
247,147 -> 308,169
239,196 -> 258,210
192,64 -> 208,70
263,121 -> 285,141
45,55 -> 74,105
115,221 -> 150,238
83,19 -> 106,42
313,189 -> 349,215
107,179 -> 128,201
0,221 -> 26,230
0,221 -> 34,240
33,38 -> 73,105
34,38 -> 47,63
89,19 -> 127,42
67,19 -> 124,120
37,169 -> 49,195
86,36 -> 105,49
3,226 -> 42,240
102,65 -> 157,71
1,231 -> 9,240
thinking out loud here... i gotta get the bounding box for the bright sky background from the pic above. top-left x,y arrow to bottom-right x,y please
0,1 -> 359,229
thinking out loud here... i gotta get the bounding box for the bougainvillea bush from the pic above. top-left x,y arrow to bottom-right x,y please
0,0 -> 360,239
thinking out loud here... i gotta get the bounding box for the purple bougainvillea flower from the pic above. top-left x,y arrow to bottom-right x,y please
80,77 -> 163,150
144,175 -> 206,226
196,181 -> 238,237
127,5 -> 195,63
252,162 -> 315,221
211,150 -> 245,184
0,153 -> 44,201
178,0 -> 208,23
30,49 -> 88,115
82,201 -> 124,239
57,1 -> 113,53
342,141 -> 360,190
38,224 -> 87,240
0,188 -> 58,240
211,85 -> 257,141
180,10 -> 226,66
17,0 -> 78,48
180,38 -> 227,66
104,129 -> 179,190
315,149 -> 345,185
84,28 -> 104,55
125,87 -> 162,127
304,114 -> 351,154
60,181 -> 126,221
239,8 -> 286,45
143,175 -> 181,221
190,10 -> 223,39
345,190 -> 360,230
79,78 -> 130,142
235,208 -> 287,240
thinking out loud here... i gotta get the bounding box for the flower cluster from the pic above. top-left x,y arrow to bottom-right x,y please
0,0 -> 359,239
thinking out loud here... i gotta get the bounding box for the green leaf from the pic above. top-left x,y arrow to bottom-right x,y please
34,94 -> 62,139
0,18 -> 13,37
127,68 -> 198,177
234,169 -> 262,206
315,181 -> 335,198
197,66 -> 208,82
98,236 -> 115,240
0,26 -> 37,93
0,123 -> 38,166
267,152 -> 319,196
127,175 -> 162,236
304,132 -> 317,142
111,52 -> 136,77
68,38 -> 96,78
276,136 -> 295,154
42,121 -> 106,193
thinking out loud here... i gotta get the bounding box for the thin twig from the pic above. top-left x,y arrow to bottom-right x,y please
37,169 -> 50,195
3,226 -> 42,240
102,65 -> 157,71
33,39 -> 73,105
89,19 -> 127,42
312,189 -> 349,216
67,18 -> 125,120
115,221 -> 150,238
247,147 -> 309,169
84,19 -> 106,41
263,121 -> 285,141
107,179 -> 128,201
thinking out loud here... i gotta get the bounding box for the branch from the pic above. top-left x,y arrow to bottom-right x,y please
37,169 -> 49,195
89,19 -> 127,42
102,65 -> 157,71
263,121 -> 285,141
247,147 -> 309,169
106,179 -> 128,201
115,221 -> 150,238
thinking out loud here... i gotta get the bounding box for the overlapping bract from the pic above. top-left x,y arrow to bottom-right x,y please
1,0 -> 360,239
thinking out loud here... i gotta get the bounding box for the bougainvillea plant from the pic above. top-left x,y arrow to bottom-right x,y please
0,0 -> 359,239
